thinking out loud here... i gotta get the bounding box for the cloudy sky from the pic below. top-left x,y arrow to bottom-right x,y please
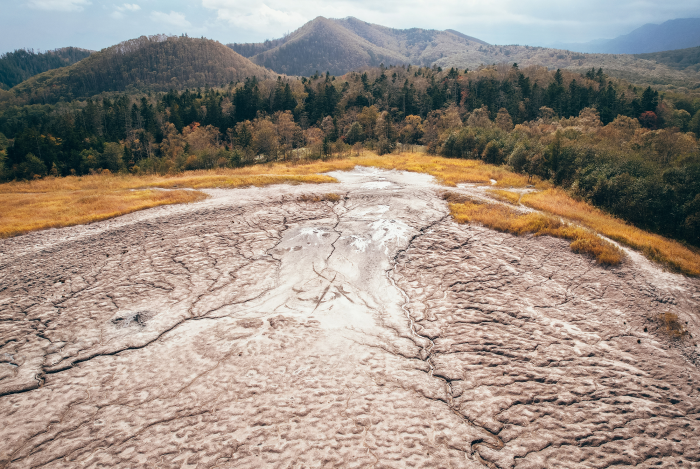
2,0 -> 700,54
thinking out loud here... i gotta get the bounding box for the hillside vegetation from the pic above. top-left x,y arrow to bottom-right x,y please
8,35 -> 273,104
0,47 -> 92,90
636,46 -> 700,73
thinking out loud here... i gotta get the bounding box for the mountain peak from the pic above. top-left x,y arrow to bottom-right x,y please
229,17 -> 489,76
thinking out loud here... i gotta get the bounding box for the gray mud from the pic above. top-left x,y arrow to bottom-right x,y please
1,167 -> 699,468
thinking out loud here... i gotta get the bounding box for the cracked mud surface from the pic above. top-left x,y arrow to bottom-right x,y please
1,167 -> 700,468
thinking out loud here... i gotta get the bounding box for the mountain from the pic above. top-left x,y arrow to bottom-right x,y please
11,35 -> 274,103
554,18 -> 700,54
0,47 -> 92,90
228,16 -> 699,89
228,16 -> 489,76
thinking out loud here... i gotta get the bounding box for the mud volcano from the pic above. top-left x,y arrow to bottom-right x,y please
1,168 -> 699,468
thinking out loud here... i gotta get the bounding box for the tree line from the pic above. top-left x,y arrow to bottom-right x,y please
1,63 -> 699,245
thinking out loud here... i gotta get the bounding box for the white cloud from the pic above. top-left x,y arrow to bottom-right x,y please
111,3 -> 140,19
201,1 -> 306,33
120,3 -> 140,11
27,0 -> 90,11
150,10 -> 192,28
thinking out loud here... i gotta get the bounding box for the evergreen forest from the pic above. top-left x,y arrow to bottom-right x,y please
0,47 -> 92,90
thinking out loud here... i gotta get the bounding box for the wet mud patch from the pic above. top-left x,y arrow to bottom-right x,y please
111,310 -> 156,328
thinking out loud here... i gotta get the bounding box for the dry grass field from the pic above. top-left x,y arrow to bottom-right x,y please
2,152 -> 699,275
0,171 -> 338,238
486,189 -> 522,204
447,196 -> 623,265
0,189 -> 207,239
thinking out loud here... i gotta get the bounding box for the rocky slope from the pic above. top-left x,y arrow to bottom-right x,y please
1,168 -> 699,468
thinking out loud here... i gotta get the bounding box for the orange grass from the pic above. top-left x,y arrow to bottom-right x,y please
486,189 -> 521,204
0,172 -> 338,193
0,189 -> 207,238
521,189 -> 700,276
0,153 -> 543,194
350,154 -> 549,188
449,199 -> 623,265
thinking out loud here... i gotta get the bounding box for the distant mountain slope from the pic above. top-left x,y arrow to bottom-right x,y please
436,44 -> 700,89
11,35 -> 274,103
228,16 -> 488,76
334,17 -> 489,64
555,18 -> 700,54
0,47 -> 91,90
243,17 -> 408,76
636,46 -> 700,72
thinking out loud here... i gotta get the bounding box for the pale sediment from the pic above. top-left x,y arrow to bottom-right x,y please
1,167 -> 698,468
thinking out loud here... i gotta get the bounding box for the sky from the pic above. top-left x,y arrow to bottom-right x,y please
2,0 -> 700,54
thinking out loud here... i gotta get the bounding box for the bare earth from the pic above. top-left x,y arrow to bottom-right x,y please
1,168 -> 699,468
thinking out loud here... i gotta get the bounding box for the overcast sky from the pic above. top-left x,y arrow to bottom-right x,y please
2,0 -> 700,54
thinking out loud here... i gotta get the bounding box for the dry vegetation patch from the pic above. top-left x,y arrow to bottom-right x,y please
0,189 -> 206,238
486,189 -> 521,205
657,312 -> 689,341
447,195 -> 622,265
0,169 -> 340,238
521,188 -> 700,276
297,193 -> 342,203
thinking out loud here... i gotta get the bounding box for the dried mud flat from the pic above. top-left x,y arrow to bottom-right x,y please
1,168 -> 700,469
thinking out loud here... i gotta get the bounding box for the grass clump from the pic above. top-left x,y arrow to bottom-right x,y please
521,188 -> 700,276
657,312 -> 689,341
297,193 -> 341,203
486,189 -> 521,204
447,196 -> 622,265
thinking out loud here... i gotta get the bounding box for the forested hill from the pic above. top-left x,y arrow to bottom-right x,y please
228,16 -> 487,76
0,47 -> 92,90
9,35 -> 275,104
636,46 -> 700,73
